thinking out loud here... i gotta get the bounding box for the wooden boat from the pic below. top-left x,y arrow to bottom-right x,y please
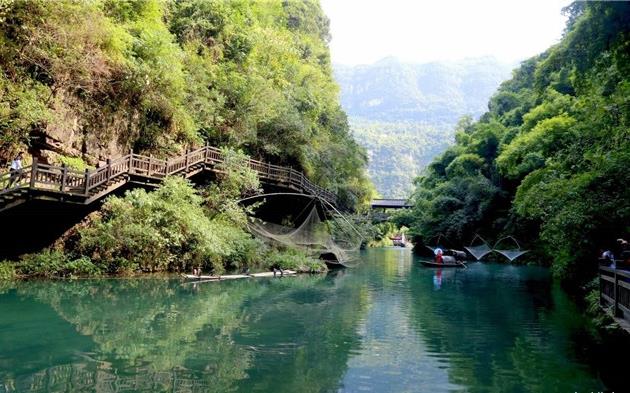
420,260 -> 466,268
183,270 -> 297,281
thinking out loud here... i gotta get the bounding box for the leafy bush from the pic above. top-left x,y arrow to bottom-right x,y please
264,249 -> 326,273
74,175 -> 268,275
0,261 -> 16,280
57,155 -> 93,171
18,250 -> 102,278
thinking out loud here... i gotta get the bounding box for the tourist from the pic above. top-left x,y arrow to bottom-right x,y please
435,248 -> 443,265
6,152 -> 24,189
601,249 -> 615,268
617,238 -> 630,267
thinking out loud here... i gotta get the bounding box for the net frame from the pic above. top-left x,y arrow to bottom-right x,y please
464,234 -> 493,261
493,236 -> 529,262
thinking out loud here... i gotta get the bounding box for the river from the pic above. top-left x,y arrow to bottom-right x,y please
0,248 -> 625,392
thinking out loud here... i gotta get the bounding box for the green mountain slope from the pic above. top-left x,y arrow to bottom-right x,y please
404,1 -> 630,285
334,57 -> 513,197
0,0 -> 372,208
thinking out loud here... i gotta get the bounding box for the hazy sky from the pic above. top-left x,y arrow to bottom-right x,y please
320,0 -> 572,65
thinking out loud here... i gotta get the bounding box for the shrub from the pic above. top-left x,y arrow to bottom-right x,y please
18,250 -> 103,278
0,261 -> 16,280
76,177 -> 261,275
264,248 -> 326,273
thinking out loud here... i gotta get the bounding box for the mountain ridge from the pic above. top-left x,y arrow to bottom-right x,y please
334,57 -> 514,197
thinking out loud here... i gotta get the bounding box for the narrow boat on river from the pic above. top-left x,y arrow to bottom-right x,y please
420,260 -> 466,268
421,249 -> 467,268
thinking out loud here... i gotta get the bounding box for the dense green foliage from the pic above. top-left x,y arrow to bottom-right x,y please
1,149 -> 326,278
0,0 -> 371,207
407,2 -> 630,284
76,177 -> 260,274
335,57 -> 512,197
350,118 -> 454,197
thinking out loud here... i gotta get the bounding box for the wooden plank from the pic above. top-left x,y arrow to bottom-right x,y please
602,293 -> 614,305
618,302 -> 630,317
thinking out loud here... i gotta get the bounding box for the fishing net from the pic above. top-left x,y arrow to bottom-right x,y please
464,234 -> 492,260
246,196 -> 363,267
493,236 -> 528,262
494,249 -> 529,262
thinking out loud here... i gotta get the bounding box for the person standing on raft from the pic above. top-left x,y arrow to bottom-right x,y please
435,248 -> 444,265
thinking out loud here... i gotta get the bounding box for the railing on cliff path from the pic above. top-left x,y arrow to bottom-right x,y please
0,145 -> 336,212
599,265 -> 630,333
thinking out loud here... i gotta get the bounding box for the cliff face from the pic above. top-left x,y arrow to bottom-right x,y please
1,0 -> 190,167
0,0 -> 372,206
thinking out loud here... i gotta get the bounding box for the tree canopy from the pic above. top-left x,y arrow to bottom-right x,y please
0,0 -> 372,208
406,1 -> 630,284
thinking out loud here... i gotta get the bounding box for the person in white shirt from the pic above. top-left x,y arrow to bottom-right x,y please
7,152 -> 24,188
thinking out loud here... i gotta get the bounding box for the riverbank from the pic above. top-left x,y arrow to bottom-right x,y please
0,250 -> 328,281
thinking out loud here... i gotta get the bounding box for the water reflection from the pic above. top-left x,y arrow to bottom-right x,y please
1,275 -> 368,393
433,268 -> 442,289
0,249 -> 623,392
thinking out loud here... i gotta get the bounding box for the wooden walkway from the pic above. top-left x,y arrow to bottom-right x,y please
0,146 -> 336,212
599,265 -> 630,333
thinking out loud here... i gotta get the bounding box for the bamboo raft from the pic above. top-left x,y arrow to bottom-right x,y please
182,270 -> 298,282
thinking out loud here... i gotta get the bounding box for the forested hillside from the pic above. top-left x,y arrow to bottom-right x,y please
334,57 -> 512,197
0,0 -> 372,207
402,2 -> 630,285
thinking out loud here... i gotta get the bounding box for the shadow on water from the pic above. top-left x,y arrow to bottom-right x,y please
1,249 -> 629,392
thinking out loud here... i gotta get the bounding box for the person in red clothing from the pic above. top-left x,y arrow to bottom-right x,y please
435,248 -> 444,264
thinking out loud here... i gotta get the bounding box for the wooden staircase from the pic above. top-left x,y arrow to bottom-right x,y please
0,146 -> 336,213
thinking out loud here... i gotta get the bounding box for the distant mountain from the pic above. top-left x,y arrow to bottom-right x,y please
334,57 -> 514,197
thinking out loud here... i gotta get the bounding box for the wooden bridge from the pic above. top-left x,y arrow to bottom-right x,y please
0,145 -> 336,213
599,265 -> 630,332
370,198 -> 412,210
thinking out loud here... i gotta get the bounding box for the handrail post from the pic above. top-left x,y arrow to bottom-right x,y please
106,159 -> 112,182
614,269 -> 619,317
148,155 -> 153,177
29,158 -> 38,189
597,266 -> 603,306
26,160 -> 36,189
60,164 -> 68,192
83,168 -> 89,196
184,149 -> 189,172
129,149 -> 133,174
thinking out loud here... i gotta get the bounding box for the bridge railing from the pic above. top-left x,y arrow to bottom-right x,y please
0,146 -> 336,204
0,165 -> 33,194
599,265 -> 630,328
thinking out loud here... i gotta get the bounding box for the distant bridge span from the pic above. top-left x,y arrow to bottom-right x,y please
370,198 -> 413,209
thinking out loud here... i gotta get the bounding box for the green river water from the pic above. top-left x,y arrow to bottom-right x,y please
0,248 -> 626,392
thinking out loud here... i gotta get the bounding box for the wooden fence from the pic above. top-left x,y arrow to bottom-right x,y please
599,265 -> 630,331
0,146 -> 336,210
